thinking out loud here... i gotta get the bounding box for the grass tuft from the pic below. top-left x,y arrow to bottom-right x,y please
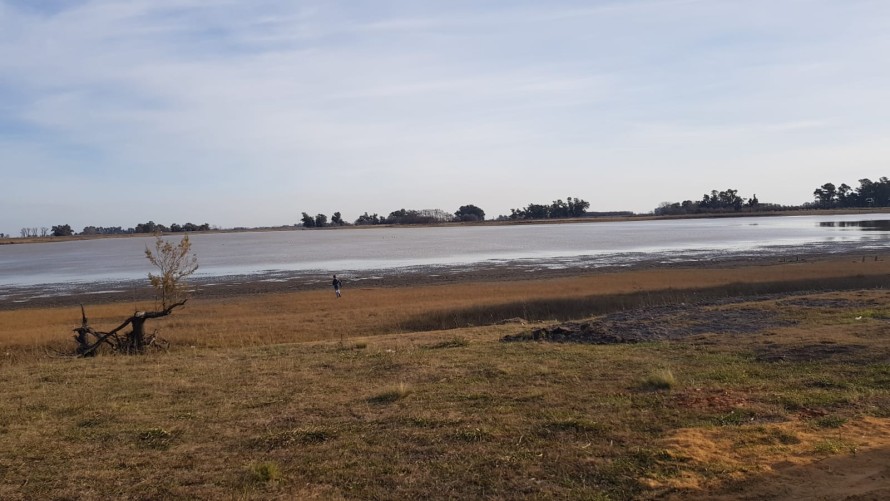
813,415 -> 848,429
255,427 -> 337,450
639,369 -> 676,391
813,438 -> 857,455
137,427 -> 175,450
451,426 -> 493,442
247,461 -> 282,484
368,383 -> 412,404
539,417 -> 607,436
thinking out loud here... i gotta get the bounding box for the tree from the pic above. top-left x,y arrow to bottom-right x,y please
145,233 -> 199,309
566,197 -> 590,217
355,212 -> 381,225
331,212 -> 343,226
315,213 -> 328,227
837,184 -> 853,207
455,205 -> 485,222
52,224 -> 73,237
812,177 -> 890,208
135,221 -> 169,233
387,208 -> 410,223
747,194 -> 759,208
509,197 -> 590,220
72,234 -> 198,356
813,183 -> 837,208
301,212 -> 316,228
525,203 -> 550,219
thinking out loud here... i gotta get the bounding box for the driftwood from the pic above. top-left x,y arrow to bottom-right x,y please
73,301 -> 184,356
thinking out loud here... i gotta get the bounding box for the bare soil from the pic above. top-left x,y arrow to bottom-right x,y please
503,299 -> 798,344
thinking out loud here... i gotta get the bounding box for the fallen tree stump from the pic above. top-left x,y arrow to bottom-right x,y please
73,302 -> 182,356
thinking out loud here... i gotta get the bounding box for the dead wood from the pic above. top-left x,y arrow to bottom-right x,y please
73,300 -> 185,356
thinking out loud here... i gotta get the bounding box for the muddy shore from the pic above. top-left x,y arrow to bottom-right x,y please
2,243 -> 885,310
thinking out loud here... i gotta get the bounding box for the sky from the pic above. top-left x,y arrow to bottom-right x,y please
1,0 -> 889,234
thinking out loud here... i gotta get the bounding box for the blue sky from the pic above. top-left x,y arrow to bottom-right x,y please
2,0 -> 889,234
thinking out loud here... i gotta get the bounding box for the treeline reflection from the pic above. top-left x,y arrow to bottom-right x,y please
819,220 -> 890,231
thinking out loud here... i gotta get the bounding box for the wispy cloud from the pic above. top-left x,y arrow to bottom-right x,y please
1,0 -> 889,233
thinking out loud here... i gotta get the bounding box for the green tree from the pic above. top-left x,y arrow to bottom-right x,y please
51,224 -> 73,237
315,213 -> 328,227
813,183 -> 837,208
747,194 -> 759,208
550,199 -> 569,218
837,184 -> 853,207
566,197 -> 590,217
301,212 -> 316,228
455,204 -> 485,222
355,212 -> 381,225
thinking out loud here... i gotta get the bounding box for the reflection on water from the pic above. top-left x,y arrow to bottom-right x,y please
819,220 -> 890,231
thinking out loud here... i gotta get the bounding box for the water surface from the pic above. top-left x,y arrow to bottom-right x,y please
1,214 -> 888,295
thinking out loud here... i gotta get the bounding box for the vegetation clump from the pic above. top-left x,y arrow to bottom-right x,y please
368,383 -> 412,404
71,234 -> 197,356
639,369 -> 676,391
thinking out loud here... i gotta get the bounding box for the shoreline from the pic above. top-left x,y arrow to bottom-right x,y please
3,207 -> 888,246
2,243 -> 885,310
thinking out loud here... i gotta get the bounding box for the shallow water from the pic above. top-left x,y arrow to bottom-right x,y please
1,214 -> 889,294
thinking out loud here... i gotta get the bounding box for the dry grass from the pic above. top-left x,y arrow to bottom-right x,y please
2,255 -> 887,353
1,257 -> 889,499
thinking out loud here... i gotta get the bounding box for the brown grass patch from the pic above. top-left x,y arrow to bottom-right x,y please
2,255 -> 887,354
1,259 -> 890,499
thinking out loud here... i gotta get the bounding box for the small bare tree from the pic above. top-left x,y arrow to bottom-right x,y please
72,234 -> 198,356
145,233 -> 199,309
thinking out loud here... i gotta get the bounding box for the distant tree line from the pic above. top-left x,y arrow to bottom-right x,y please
300,205 -> 487,228
300,211 -> 347,228
812,177 -> 890,208
19,221 -> 213,238
133,221 -> 212,233
655,188 -> 790,215
21,179 -> 887,239
508,197 -> 590,220
658,178 -> 890,215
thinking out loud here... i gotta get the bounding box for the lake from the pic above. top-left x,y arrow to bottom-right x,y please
1,213 -> 889,296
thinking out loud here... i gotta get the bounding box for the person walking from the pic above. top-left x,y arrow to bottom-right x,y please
332,274 -> 342,298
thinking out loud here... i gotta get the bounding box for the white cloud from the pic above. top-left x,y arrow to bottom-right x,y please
1,0 -> 890,233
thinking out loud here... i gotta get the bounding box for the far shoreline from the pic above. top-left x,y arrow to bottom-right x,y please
3,207 -> 889,246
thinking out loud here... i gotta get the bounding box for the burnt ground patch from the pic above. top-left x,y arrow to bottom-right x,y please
502,302 -> 797,344
753,343 -> 882,363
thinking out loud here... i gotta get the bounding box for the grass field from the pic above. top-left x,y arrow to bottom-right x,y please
1,256 -> 889,499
